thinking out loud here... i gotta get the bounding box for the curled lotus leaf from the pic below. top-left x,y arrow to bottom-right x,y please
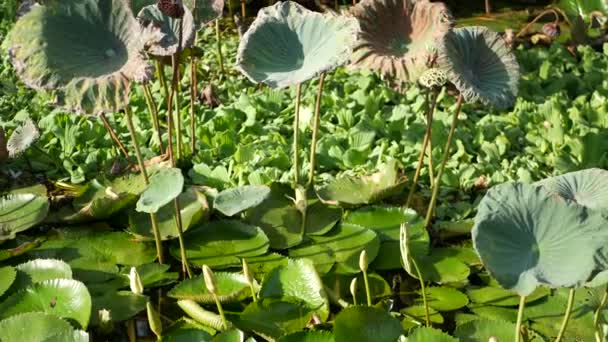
138,4 -> 196,56
131,0 -> 223,28
6,118 -> 39,158
2,0 -> 152,115
236,1 -> 359,89
349,0 -> 453,83
437,26 -> 520,109
536,168 -> 608,210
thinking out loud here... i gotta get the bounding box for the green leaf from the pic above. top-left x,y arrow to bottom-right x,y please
183,0 -> 224,28
401,306 -> 444,326
334,306 -> 403,342
0,266 -> 16,297
346,206 -> 417,242
13,259 -> 73,289
536,168 -> 608,210
236,1 -> 358,88
213,329 -> 245,342
169,272 -> 257,303
0,278 -> 92,329
407,327 -> 458,342
414,287 -> 469,312
171,220 -> 270,268
120,263 -> 178,288
232,299 -> 314,340
214,185 -> 271,217
277,331 -> 335,342
305,200 -> 342,236
455,318 -> 517,342
467,286 -> 550,307
557,0 -> 608,20
0,312 -> 75,342
259,259 -> 330,321
137,168 -> 184,214
90,291 -> 147,325
0,193 -> 49,241
163,321 -> 213,342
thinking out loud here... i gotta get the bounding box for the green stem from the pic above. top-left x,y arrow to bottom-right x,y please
100,113 -> 130,160
424,94 -> 463,228
142,83 -> 164,154
156,60 -> 170,107
515,295 -> 526,342
190,55 -> 197,155
293,83 -> 302,185
240,0 -> 246,18
308,73 -> 326,187
324,285 -> 350,309
555,288 -> 576,342
594,286 -> 608,342
213,294 -> 228,330
215,20 -> 225,78
249,283 -> 258,302
174,199 -> 192,278
175,67 -> 182,161
405,90 -> 438,208
410,256 -> 430,326
124,106 -> 164,264
362,270 -> 372,306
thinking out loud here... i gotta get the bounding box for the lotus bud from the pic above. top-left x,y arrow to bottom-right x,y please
129,267 -> 144,295
542,23 -> 560,39
488,337 -> 498,342
359,250 -> 368,273
146,302 -> 162,338
98,309 -> 113,334
418,68 -> 447,89
350,277 -> 358,298
242,259 -> 253,285
203,265 -> 217,295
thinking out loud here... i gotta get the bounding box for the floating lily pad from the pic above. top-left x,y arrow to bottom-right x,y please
0,266 -> 16,297
407,327 -> 458,342
120,263 -> 179,288
345,206 -> 417,241
277,331 -> 335,342
0,278 -> 92,329
90,291 -> 147,325
169,272 -> 257,303
467,286 -> 550,307
323,272 -> 391,303
138,4 -> 196,56
245,253 -> 289,279
414,287 -> 469,312
0,193 -> 49,241
0,312 -> 79,342
213,329 -> 245,342
455,318 -> 516,342
172,220 -> 270,268
401,306 -> 444,326
536,168 -> 608,210
334,306 -> 403,342
304,200 -> 342,236
232,299 -> 314,340
12,259 -> 73,289
163,320 -> 214,342
214,185 -> 271,217
236,1 -> 359,89
137,167 -> 184,214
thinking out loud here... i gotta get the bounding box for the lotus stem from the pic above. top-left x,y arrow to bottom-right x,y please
124,106 -> 164,264
228,0 -> 234,24
515,295 -> 526,342
335,0 -> 339,10
215,20 -> 225,78
190,54 -> 197,155
308,73 -> 326,187
240,0 -> 246,18
324,285 -> 350,308
594,286 -> 608,342
174,199 -> 192,278
410,255 -> 430,326
100,113 -> 130,160
556,288 -> 576,342
405,90 -> 438,208
359,250 -> 372,306
485,0 -> 492,15
242,259 -> 257,302
142,83 -> 164,154
156,60 -> 170,107
175,68 -> 183,160
516,9 -> 561,38
293,83 -> 303,185
424,94 -> 464,228
127,320 -> 136,342
427,133 -> 434,188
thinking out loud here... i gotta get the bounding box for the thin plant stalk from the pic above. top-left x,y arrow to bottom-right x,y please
405,90 -> 438,208
173,59 -> 183,160
308,73 -> 326,187
190,54 -> 197,155
215,20 -> 225,78
213,294 -> 228,330
515,295 -> 526,342
427,133 -> 434,188
594,286 -> 608,342
362,271 -> 372,306
156,60 -> 170,105
424,94 -> 464,228
485,0 -> 491,15
240,0 -> 246,18
410,256 -> 430,326
124,106 -> 164,264
293,83 -> 303,185
142,83 -> 164,154
556,288 -> 576,342
100,113 -> 130,160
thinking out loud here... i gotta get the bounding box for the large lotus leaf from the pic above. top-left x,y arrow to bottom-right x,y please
244,183 -> 303,249
407,327 -> 458,342
0,193 -> 49,241
0,278 -> 92,329
288,223 -> 380,275
455,318 -> 517,342
334,306 -> 403,342
90,291 -> 147,325
214,185 -> 271,217
558,0 -> 608,20
12,259 -> 73,290
236,1 -> 359,89
171,220 -> 270,268
472,182 -> 608,297
129,186 -> 208,240
536,168 -> 608,210
2,0 -> 149,115
44,330 -> 90,342
277,331 -> 334,342
163,324 -> 213,342
168,272 -> 258,303
437,26 -> 520,109
349,0 -> 453,83
138,4 -> 196,56
0,312 -> 76,342
231,299 -> 314,340
259,259 -> 329,321
316,161 -> 407,207
413,286 -> 469,312
0,266 -> 16,297
345,206 -> 417,242
137,167 -> 184,213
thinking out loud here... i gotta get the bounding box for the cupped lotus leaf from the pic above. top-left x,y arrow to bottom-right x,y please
90,291 -> 147,325
536,168 -> 608,210
0,278 -> 92,329
407,327 -> 458,342
138,4 -> 196,56
129,186 -> 208,240
472,182 -> 608,296
0,266 -> 16,297
12,259 -> 73,289
0,193 -> 49,241
259,259 -> 330,321
213,329 -> 245,342
168,272 -> 258,303
3,0 -> 151,115
0,312 -> 75,342
349,0 -> 453,83
137,167 -> 184,213
171,220 -> 270,268
6,118 -> 39,158
437,26 -> 520,109
277,331 -> 334,342
334,306 -> 403,342
183,0 -> 224,28
236,1 -> 359,89
214,185 -> 271,217
316,161 -> 407,207
413,286 -> 469,312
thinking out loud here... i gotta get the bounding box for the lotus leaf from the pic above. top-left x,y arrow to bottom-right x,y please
407,327 -> 458,342
259,259 -> 330,321
214,185 -> 271,217
536,168 -> 608,210
163,324 -> 213,342
558,0 -> 608,20
6,118 -> 39,158
0,266 -> 16,297
467,286 -> 550,307
169,272 -> 257,303
402,305 -> 444,326
245,253 -> 289,278
349,0 -> 453,83
0,312 -> 78,342
137,167 -> 184,213
334,306 -> 403,342
304,200 -> 342,236
413,286 -> 469,312
472,182 -> 608,296
138,4 -> 196,56
0,278 -> 92,329
236,1 -> 359,88
3,0 -> 151,114
213,329 -> 245,342
90,291 -> 148,325
132,0 -> 223,28
44,330 -> 90,342
0,193 -> 49,241
437,26 -> 520,109
120,263 -> 178,288
232,299 -> 314,340
277,331 -> 335,342
171,220 -> 270,268
455,318 -> 517,342
12,259 -> 73,290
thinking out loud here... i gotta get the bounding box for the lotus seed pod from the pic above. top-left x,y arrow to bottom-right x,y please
129,267 -> 144,295
350,277 -> 358,297
203,265 -> 217,294
157,0 -> 185,19
359,250 -> 369,273
418,68 -> 448,89
146,302 -> 163,338
242,259 -> 254,285
542,23 -> 560,39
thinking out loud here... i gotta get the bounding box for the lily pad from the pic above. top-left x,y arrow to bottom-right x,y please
232,299 -> 314,340
304,200 -> 342,236
407,327 -> 458,342
236,1 -> 359,89
90,291 -> 147,325
0,193 -> 49,241
558,0 -> 608,20
245,253 -> 289,279
472,182 -> 608,296
138,4 -> 196,56
213,329 -> 245,342
0,266 -> 16,297
277,331 -> 335,342
171,220 -> 270,268
214,185 -> 271,217
334,306 -> 403,342
0,278 -> 92,329
12,259 -> 73,289
413,286 -> 469,312
169,272 -> 257,303
536,168 -> 608,210
120,263 -> 178,288
137,167 -> 184,214
401,306 -> 444,326
467,286 -> 550,307
0,312 -> 78,342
